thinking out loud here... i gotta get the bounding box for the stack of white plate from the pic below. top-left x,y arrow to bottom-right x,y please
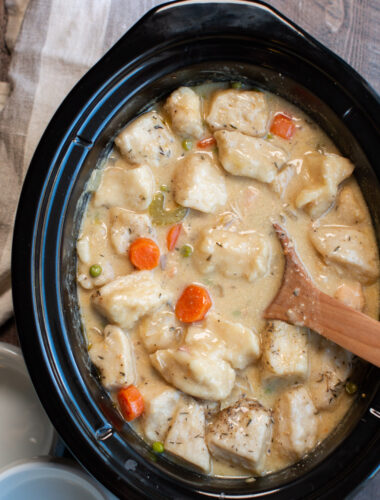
0,342 -> 116,500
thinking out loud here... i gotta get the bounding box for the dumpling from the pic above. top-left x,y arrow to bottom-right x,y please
115,111 -> 180,167
109,207 -> 155,255
196,227 -> 271,282
165,399 -> 210,472
165,86 -> 203,139
206,89 -> 268,137
261,321 -> 308,382
215,130 -> 287,183
139,308 -> 183,353
206,399 -> 273,474
173,152 -> 227,213
272,152 -> 354,218
93,164 -> 154,211
308,334 -> 352,411
274,386 -> 317,458
201,312 -> 261,369
333,185 -> 366,225
89,325 -> 135,390
139,382 -> 181,442
310,225 -> 379,284
91,272 -> 171,329
150,347 -> 235,401
76,221 -> 115,289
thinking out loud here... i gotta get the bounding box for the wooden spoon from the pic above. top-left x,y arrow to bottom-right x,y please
264,223 -> 380,367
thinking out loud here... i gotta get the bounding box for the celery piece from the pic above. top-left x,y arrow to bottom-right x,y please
149,192 -> 188,226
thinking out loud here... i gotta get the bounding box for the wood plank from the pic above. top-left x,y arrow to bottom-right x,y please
270,0 -> 380,93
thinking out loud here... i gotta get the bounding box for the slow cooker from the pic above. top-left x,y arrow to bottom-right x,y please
12,1 -> 380,498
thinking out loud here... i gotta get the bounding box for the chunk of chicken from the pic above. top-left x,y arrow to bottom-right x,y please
334,282 -> 365,311
165,399 -> 210,472
215,130 -> 287,183
333,186 -> 366,225
310,225 -> 379,284
109,207 -> 155,255
139,308 -> 183,353
115,111 -> 180,168
274,386 -> 317,459
186,312 -> 261,370
206,89 -> 268,137
272,152 -> 354,218
196,228 -> 271,282
150,347 -> 235,401
164,86 -> 203,139
91,272 -> 171,329
173,153 -> 227,213
262,321 -> 308,382
139,382 -> 181,442
89,325 -> 135,390
308,334 -> 352,411
206,399 -> 273,474
93,164 -> 154,211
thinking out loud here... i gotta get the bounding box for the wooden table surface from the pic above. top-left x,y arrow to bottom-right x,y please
0,0 -> 378,498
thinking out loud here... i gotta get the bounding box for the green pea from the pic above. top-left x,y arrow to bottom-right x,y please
266,133 -> 274,139
231,81 -> 242,89
152,441 -> 164,453
89,264 -> 102,278
181,244 -> 193,257
345,381 -> 358,395
182,139 -> 193,151
160,184 -> 169,192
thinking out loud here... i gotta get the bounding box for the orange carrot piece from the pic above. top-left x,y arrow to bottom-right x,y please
167,224 -> 182,251
129,237 -> 160,270
270,113 -> 296,140
175,284 -> 212,323
197,136 -> 216,148
117,385 -> 144,422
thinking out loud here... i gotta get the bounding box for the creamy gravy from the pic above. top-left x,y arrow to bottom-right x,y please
76,82 -> 379,477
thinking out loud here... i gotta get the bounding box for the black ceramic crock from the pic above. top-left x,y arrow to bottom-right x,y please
12,1 -> 380,498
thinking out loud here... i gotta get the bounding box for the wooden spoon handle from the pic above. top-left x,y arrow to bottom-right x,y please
307,291 -> 380,367
265,286 -> 380,367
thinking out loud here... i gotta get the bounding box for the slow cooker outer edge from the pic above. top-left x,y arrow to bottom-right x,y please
11,1 -> 380,499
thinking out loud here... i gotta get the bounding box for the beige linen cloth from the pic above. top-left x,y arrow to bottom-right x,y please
0,0 -> 166,324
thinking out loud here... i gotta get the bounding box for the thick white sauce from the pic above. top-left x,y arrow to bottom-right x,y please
76,82 -> 379,477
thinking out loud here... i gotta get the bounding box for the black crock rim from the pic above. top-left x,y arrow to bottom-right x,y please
11,1 -> 380,499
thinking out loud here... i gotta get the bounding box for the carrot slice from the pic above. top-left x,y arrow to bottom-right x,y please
270,113 -> 296,140
167,224 -> 182,251
197,136 -> 216,148
117,385 -> 144,422
129,237 -> 160,270
175,284 -> 212,323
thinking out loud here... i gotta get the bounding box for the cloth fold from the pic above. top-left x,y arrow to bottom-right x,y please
0,0 -> 163,325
